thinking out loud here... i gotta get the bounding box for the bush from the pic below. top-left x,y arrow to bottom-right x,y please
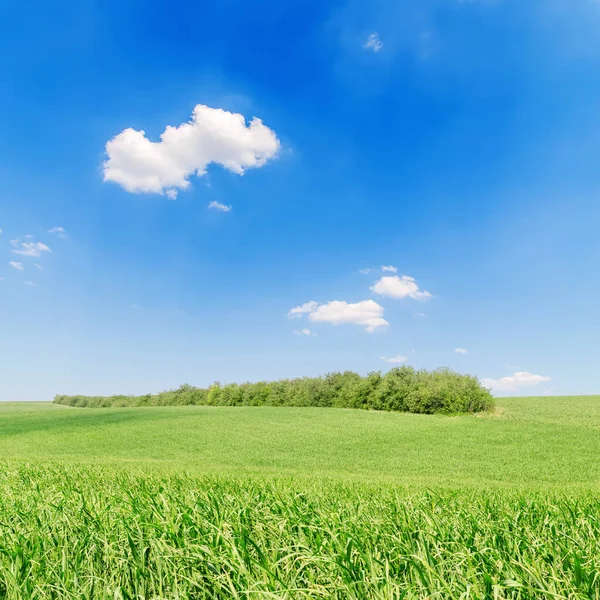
53,367 -> 494,415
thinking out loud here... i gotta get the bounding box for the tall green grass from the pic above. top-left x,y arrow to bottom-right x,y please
54,366 -> 494,415
0,465 -> 598,598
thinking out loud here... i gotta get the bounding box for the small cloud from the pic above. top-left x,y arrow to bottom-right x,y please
481,371 -> 551,393
381,355 -> 407,364
414,312 -> 427,318
208,200 -> 232,212
363,32 -> 383,53
381,265 -> 398,273
48,227 -> 67,239
9,261 -> 24,271
288,301 -> 319,318
33,263 -> 43,270
289,299 -> 388,332
359,268 -> 372,275
11,241 -> 52,257
371,275 -> 432,301
24,281 -> 36,286
454,348 -> 468,355
293,328 -> 317,337
0,277 -> 4,281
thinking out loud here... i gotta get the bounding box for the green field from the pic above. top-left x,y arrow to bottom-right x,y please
2,396 -> 600,487
1,397 -> 600,598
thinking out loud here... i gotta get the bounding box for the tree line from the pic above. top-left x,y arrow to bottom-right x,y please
54,366 -> 494,415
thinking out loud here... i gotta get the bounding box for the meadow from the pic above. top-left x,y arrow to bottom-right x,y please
1,396 -> 599,598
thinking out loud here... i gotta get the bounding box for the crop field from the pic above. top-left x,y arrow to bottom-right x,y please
1,396 -> 599,598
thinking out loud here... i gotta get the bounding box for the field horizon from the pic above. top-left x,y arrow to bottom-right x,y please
2,395 -> 599,489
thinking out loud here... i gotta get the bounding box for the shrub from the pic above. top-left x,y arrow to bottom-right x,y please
53,368 -> 494,415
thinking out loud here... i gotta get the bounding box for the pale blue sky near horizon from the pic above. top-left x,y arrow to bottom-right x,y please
1,0 -> 599,400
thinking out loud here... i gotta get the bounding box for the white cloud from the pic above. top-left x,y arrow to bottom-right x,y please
288,301 -> 318,318
289,300 -> 388,332
364,32 -> 383,52
371,275 -> 432,301
48,227 -> 67,239
0,277 -> 3,281
33,263 -> 43,270
293,328 -> 317,337
103,104 -> 280,198
381,355 -> 407,364
455,348 -> 468,355
11,241 -> 52,257
381,265 -> 398,273
307,299 -> 388,332
359,268 -> 371,275
24,281 -> 36,286
481,371 -> 551,393
208,200 -> 232,212
414,312 -> 427,318
9,261 -> 24,271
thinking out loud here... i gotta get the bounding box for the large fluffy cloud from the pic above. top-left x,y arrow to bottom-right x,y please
103,105 -> 280,198
481,371 -> 551,393
288,299 -> 388,332
370,275 -> 432,300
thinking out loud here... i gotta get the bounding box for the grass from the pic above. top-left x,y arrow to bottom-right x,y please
1,397 -> 600,597
0,465 -> 599,599
1,396 -> 600,487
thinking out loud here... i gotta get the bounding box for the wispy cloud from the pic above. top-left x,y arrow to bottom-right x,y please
359,268 -> 371,275
381,355 -> 407,364
11,241 -> 52,257
454,348 -> 468,355
293,328 -> 317,337
208,200 -> 232,212
288,301 -> 318,319
381,265 -> 397,273
48,226 -> 67,239
414,312 -> 427,318
9,261 -> 24,271
363,32 -> 383,53
33,263 -> 43,270
24,281 -> 36,287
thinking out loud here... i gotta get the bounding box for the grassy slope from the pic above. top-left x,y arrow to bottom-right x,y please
1,396 -> 599,488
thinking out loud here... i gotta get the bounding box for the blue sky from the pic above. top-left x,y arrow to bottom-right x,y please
1,0 -> 600,400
